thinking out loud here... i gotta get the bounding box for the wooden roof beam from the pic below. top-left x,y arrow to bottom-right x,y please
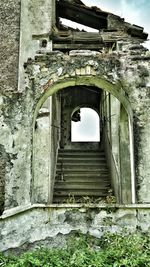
57,1 -> 108,30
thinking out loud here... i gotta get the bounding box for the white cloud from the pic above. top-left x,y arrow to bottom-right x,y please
82,0 -> 150,39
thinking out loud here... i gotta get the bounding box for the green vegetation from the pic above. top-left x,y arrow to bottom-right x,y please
0,232 -> 150,267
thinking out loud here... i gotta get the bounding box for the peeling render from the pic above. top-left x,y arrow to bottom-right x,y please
1,205 -> 150,253
0,47 -> 150,251
0,0 -> 150,253
26,48 -> 150,204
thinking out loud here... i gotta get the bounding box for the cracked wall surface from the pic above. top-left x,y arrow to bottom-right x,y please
25,48 -> 150,203
0,0 -> 150,253
0,91 -> 33,211
0,205 -> 150,253
0,0 -> 20,93
0,47 -> 150,215
19,0 -> 54,91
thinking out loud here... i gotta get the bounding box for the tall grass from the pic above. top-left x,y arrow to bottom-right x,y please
0,232 -> 150,266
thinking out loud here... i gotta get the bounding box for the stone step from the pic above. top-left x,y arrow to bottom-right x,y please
58,151 -> 105,156
56,167 -> 108,172
59,149 -> 105,152
58,157 -> 105,161
56,173 -> 108,179
58,151 -> 106,155
54,189 -> 108,197
54,182 -> 110,190
53,148 -> 111,203
53,196 -> 106,203
57,161 -> 107,168
58,149 -> 105,154
58,156 -> 106,161
57,161 -> 108,166
57,161 -> 107,166
55,175 -> 109,183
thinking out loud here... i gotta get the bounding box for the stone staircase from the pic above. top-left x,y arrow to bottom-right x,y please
53,149 -> 111,203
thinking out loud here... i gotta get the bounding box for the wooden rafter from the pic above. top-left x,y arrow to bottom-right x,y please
56,0 -> 108,30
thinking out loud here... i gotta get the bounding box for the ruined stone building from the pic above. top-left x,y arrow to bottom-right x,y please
0,0 -> 150,252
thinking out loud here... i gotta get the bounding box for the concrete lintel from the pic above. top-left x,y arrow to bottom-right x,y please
1,203 -> 150,220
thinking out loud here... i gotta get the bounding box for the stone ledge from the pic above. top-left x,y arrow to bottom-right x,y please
1,203 -> 150,220
69,50 -> 102,56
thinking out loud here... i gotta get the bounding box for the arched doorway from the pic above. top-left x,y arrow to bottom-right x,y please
71,107 -> 100,142
32,77 -> 135,204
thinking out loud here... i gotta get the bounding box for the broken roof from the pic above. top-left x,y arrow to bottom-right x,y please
56,0 -> 148,40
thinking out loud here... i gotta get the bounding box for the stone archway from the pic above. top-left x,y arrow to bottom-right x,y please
32,75 -> 135,204
33,76 -> 132,120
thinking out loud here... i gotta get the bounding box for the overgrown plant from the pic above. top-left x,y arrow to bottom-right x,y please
0,232 -> 150,266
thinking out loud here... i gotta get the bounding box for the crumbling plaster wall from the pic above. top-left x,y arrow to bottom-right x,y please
1,0 -> 150,254
0,205 -> 150,253
0,0 -> 21,213
0,0 -> 20,93
50,93 -> 61,199
33,102 -> 50,204
120,44 -> 150,202
110,96 -> 120,167
0,45 -> 150,214
0,46 -> 150,252
19,0 -> 55,91
102,92 -> 121,202
0,0 -> 55,212
0,90 -> 34,211
27,47 -> 150,204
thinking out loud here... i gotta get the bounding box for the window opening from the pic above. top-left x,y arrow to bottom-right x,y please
60,18 -> 98,32
41,39 -> 48,48
71,107 -> 100,142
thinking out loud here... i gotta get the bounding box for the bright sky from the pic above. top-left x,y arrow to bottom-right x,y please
82,0 -> 150,48
71,108 -> 100,142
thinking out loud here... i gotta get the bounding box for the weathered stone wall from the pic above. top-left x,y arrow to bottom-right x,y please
0,47 -> 150,251
120,43 -> 150,202
0,91 -> 33,210
102,92 -> 121,202
51,93 -> 61,199
0,0 -> 55,209
0,1 -> 21,212
19,0 -> 54,91
0,204 -> 150,253
33,99 -> 50,204
0,47 -> 150,213
28,48 -> 150,203
110,95 -> 120,167
33,93 -> 61,204
0,145 -> 7,214
1,0 -> 150,254
0,0 -> 20,92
